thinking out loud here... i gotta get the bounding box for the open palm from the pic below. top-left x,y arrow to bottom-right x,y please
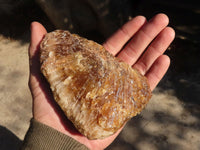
28,13 -> 175,150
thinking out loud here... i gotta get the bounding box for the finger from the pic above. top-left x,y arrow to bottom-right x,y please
117,13 -> 169,65
103,16 -> 146,55
133,27 -> 175,75
145,55 -> 170,91
29,22 -> 47,73
29,21 -> 47,58
29,22 -> 47,92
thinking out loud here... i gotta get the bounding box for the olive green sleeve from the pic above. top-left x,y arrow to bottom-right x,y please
21,119 -> 89,150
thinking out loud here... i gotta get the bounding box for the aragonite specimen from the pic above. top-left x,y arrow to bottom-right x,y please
40,30 -> 151,139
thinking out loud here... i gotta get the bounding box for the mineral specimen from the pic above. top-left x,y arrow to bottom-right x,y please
40,30 -> 151,139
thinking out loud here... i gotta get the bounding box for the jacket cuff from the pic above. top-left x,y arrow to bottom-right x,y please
21,118 -> 89,150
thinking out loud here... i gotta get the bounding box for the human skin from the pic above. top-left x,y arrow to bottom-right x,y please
28,13 -> 175,150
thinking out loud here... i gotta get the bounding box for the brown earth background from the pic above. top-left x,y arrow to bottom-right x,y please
0,0 -> 200,150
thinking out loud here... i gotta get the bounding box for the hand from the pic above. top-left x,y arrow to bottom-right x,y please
28,13 -> 175,150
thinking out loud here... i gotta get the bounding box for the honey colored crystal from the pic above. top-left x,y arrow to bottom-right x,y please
40,30 -> 151,139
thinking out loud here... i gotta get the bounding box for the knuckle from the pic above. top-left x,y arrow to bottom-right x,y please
119,26 -> 131,39
135,61 -> 148,75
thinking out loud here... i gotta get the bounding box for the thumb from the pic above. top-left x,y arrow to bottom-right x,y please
29,22 -> 47,58
29,22 -> 47,76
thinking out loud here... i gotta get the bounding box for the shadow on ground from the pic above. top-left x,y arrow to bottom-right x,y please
0,0 -> 55,44
107,105 -> 200,150
0,125 -> 22,150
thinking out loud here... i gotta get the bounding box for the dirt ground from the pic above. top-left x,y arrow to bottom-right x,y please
0,0 -> 200,150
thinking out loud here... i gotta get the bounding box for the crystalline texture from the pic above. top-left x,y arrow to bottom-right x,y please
40,30 -> 151,139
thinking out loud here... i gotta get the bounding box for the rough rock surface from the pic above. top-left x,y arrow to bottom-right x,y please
40,30 -> 151,139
